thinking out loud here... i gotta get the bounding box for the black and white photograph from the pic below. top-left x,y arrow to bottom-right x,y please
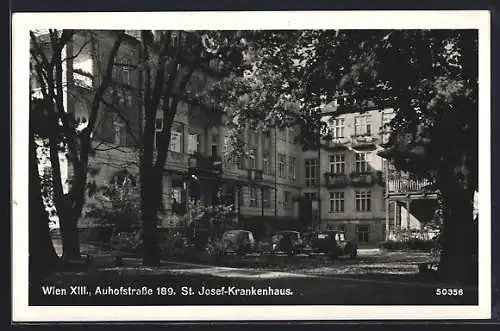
12,11 -> 491,321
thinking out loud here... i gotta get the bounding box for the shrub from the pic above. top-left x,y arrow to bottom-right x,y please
109,231 -> 141,256
379,239 -> 437,252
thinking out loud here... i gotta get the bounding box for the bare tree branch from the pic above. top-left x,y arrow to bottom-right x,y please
62,38 -> 92,63
30,31 -> 51,68
100,97 -> 140,145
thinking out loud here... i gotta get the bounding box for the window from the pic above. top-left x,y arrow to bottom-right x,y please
113,120 -> 126,146
288,156 -> 296,180
355,153 -> 368,173
278,154 -> 287,178
357,225 -> 370,243
263,188 -> 271,208
155,119 -> 163,130
354,115 -> 372,136
284,191 -> 292,209
248,149 -> 256,169
288,127 -> 295,143
332,118 -> 345,138
211,134 -> 219,156
381,190 -> 386,211
122,65 -> 131,86
304,192 -> 317,200
237,156 -> 245,170
188,132 -> 200,155
112,65 -> 122,83
249,187 -> 258,207
263,132 -> 271,151
305,158 -> 319,186
263,154 -> 272,175
329,192 -> 345,213
355,191 -> 371,212
279,128 -> 287,142
169,123 -> 184,153
329,154 -> 345,174
170,187 -> 182,204
248,130 -> 259,146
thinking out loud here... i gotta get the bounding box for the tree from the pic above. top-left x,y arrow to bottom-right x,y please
30,29 -> 126,260
208,30 -> 479,283
319,30 -> 478,283
135,30 -> 249,265
29,97 -> 60,282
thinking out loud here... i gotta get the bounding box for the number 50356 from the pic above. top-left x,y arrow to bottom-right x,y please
435,288 -> 464,296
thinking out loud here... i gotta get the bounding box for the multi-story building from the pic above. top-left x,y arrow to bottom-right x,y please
31,30 -> 304,236
313,98 -> 440,245
31,31 -> 441,245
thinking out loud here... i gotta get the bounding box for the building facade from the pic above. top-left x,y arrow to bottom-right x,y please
31,30 -> 440,245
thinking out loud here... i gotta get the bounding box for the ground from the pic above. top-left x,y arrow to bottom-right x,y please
29,240 -> 478,306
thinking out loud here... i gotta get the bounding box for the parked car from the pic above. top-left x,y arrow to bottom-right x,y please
221,229 -> 256,256
271,230 -> 306,256
309,230 -> 358,259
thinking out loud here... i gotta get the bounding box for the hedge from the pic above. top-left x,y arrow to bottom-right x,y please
379,239 -> 438,252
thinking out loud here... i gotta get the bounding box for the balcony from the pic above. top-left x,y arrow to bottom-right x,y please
324,173 -> 349,188
188,153 -> 223,176
350,134 -> 378,150
387,176 -> 432,193
322,137 -> 349,150
165,151 -> 189,170
247,169 -> 264,182
349,172 -> 375,186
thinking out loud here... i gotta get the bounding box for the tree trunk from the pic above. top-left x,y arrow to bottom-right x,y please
438,185 -> 477,284
141,172 -> 161,266
59,207 -> 81,260
29,133 -> 59,283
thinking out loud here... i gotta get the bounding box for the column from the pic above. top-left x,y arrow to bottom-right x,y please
405,199 -> 411,230
394,202 -> 400,229
385,198 -> 390,240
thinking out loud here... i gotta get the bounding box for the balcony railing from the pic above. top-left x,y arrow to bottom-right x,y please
350,172 -> 375,186
350,134 -> 378,149
188,153 -> 223,175
168,151 -> 186,161
387,177 -> 432,193
324,173 -> 349,188
322,137 -> 350,150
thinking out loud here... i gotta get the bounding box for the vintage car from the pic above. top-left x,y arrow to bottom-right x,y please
309,230 -> 358,259
270,230 -> 306,256
221,229 -> 256,256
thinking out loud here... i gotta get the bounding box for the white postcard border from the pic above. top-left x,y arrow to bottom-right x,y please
12,10 -> 492,321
